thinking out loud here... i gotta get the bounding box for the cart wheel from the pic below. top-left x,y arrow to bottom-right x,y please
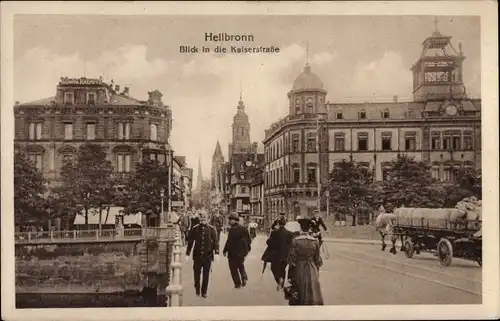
404,240 -> 415,259
476,256 -> 482,267
437,238 -> 453,267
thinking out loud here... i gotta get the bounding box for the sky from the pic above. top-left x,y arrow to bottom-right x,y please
13,15 -> 481,188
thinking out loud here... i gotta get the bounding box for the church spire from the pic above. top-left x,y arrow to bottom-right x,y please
196,153 -> 203,192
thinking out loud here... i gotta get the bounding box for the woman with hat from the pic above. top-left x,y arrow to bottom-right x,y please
286,216 -> 324,305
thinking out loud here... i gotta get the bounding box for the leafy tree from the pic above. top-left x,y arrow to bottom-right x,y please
381,154 -> 446,208
60,143 -> 115,232
328,160 -> 378,226
14,152 -> 47,227
453,167 -> 482,199
120,158 -> 172,227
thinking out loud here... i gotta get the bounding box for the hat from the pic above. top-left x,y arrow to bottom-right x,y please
313,209 -> 319,214
278,218 -> 287,226
279,212 -> 285,216
228,213 -> 239,221
296,216 -> 311,230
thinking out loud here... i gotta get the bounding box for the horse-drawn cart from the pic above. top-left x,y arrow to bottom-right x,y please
392,198 -> 482,267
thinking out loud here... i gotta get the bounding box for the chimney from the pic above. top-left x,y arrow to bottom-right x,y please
123,87 -> 129,97
115,85 -> 120,92
393,95 -> 398,103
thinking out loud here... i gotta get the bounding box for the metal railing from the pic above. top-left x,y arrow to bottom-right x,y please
15,228 -> 161,244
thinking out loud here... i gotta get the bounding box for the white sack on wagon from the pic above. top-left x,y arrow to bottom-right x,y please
455,197 -> 482,221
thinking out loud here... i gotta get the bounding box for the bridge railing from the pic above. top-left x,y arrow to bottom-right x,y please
15,228 -> 161,243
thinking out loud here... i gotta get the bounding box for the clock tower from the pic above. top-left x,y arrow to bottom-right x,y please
411,18 -> 467,102
231,94 -> 251,155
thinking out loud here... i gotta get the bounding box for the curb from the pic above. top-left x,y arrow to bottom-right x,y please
325,238 -> 403,247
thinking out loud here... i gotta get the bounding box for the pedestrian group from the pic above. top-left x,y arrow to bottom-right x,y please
181,209 -> 326,305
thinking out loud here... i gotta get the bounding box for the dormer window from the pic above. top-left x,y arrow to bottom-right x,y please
383,109 -> 390,119
64,92 -> 74,105
336,112 -> 343,120
359,111 -> 366,119
86,92 -> 96,105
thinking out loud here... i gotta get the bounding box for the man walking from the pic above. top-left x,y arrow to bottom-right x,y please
223,213 -> 252,289
185,213 -> 219,298
271,212 -> 287,230
266,218 -> 294,290
210,210 -> 224,243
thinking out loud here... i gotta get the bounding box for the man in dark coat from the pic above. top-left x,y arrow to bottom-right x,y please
223,212 -> 252,288
209,211 -> 224,243
266,218 -> 294,289
310,210 -> 328,246
271,212 -> 287,230
185,213 -> 219,298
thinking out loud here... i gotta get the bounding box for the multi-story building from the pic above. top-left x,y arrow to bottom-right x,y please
14,77 -> 177,229
14,77 -> 174,185
226,96 -> 265,221
263,25 -> 481,224
181,167 -> 193,210
249,161 -> 265,226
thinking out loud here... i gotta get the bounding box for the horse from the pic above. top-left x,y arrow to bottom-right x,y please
375,213 -> 400,254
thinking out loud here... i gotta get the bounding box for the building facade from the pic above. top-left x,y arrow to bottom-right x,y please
262,26 -> 481,224
249,162 -> 265,226
14,77 -> 174,185
181,167 -> 193,210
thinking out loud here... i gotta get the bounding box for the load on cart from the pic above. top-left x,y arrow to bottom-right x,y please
390,197 -> 482,267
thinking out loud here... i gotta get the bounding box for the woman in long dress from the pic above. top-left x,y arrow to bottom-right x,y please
286,217 -> 324,305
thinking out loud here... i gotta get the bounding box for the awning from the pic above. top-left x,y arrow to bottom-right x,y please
73,207 -> 142,226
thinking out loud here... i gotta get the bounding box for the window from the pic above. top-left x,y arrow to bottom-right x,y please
382,168 -> 390,181
150,123 -> 158,141
117,154 -> 131,173
431,132 -> 441,150
62,154 -> 74,165
29,123 -> 43,140
334,133 -> 345,151
307,133 -> 316,152
64,123 -> 73,140
431,167 -> 440,180
443,133 -> 451,150
452,133 -> 461,150
359,111 -> 366,119
336,112 -> 343,120
240,172 -> 245,180
443,168 -> 453,181
86,123 -> 96,140
293,166 -> 300,183
307,104 -> 313,113
64,92 -> 74,105
292,134 -> 300,152
117,122 -> 131,140
463,132 -> 473,150
358,133 -> 368,151
307,164 -> 316,183
241,128 -> 245,136
381,132 -> 392,151
382,110 -> 390,119
295,104 -> 300,114
405,132 -> 416,151
28,154 -> 43,171
86,93 -> 96,105
407,109 -> 415,118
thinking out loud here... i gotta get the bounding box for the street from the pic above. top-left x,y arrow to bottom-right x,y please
182,233 -> 482,306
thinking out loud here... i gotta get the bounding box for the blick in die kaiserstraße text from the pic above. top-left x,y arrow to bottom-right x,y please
179,32 -> 280,54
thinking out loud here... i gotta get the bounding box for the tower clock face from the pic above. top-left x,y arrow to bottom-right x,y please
445,104 -> 458,116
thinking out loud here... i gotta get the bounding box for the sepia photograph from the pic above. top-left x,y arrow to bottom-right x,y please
1,1 -> 498,321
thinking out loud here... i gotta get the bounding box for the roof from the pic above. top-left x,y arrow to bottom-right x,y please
291,64 -> 324,92
175,156 -> 186,167
108,93 -> 146,106
213,141 -> 224,161
18,96 -> 56,107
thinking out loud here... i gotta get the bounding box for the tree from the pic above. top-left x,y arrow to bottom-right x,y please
60,143 -> 115,232
14,152 -> 47,227
120,158 -> 172,227
381,154 -> 446,208
328,160 -> 378,226
453,166 -> 482,199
